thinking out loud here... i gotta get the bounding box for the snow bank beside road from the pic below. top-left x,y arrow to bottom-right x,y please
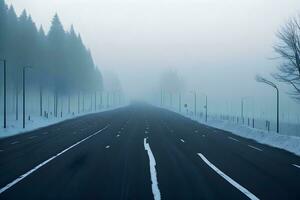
171,108 -> 300,157
204,118 -> 300,156
0,107 -> 122,139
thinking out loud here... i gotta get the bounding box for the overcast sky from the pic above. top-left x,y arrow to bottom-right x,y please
6,0 -> 300,120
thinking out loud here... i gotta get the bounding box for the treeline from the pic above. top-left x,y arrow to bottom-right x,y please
0,0 -> 103,95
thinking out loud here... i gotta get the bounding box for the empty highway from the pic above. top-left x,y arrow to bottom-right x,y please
0,104 -> 300,200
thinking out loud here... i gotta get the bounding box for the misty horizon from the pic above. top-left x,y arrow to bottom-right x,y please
3,0 -> 300,121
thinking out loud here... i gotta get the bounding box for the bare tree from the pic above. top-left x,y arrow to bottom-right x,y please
273,15 -> 300,101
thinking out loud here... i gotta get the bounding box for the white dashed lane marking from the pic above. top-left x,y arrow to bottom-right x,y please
248,145 -> 263,152
105,145 -> 110,149
180,139 -> 185,143
228,137 -> 240,142
292,164 -> 300,169
28,136 -> 37,139
11,141 -> 19,145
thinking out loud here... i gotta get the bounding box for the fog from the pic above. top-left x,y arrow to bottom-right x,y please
6,0 -> 300,122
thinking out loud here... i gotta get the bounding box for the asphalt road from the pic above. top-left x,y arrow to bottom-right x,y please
0,103 -> 300,200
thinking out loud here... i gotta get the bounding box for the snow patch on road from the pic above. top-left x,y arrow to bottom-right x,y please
144,138 -> 161,200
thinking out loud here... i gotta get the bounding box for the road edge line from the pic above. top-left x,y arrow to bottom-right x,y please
0,125 -> 109,195
197,153 -> 259,200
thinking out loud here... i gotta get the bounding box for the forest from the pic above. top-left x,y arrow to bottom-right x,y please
0,0 -> 103,118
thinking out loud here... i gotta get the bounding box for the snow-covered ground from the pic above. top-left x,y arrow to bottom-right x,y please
185,114 -> 300,156
0,107 -> 121,139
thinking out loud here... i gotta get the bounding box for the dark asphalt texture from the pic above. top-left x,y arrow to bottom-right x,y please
0,103 -> 300,200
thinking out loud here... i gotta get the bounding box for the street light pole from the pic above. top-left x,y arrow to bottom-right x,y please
198,93 -> 208,122
23,66 -> 32,128
179,92 -> 181,113
205,95 -> 208,123
256,75 -> 280,133
0,59 -> 7,129
276,86 -> 279,133
190,91 -> 197,117
106,92 -> 109,108
241,97 -> 250,124
241,98 -> 244,124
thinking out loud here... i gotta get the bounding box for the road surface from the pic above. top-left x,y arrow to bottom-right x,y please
0,103 -> 300,200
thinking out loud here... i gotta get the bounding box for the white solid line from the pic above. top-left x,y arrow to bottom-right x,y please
105,145 -> 110,149
10,141 -> 19,145
292,164 -> 300,169
0,125 -> 109,195
248,145 -> 263,152
180,139 -> 185,143
228,137 -> 240,142
144,138 -> 161,200
198,153 -> 259,200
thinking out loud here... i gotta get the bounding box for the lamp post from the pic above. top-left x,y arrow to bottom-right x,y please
179,92 -> 181,113
204,95 -> 208,122
0,59 -> 6,129
23,66 -> 32,128
198,93 -> 208,123
190,91 -> 197,117
160,88 -> 163,106
106,92 -> 109,108
241,97 -> 248,124
256,75 -> 280,133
